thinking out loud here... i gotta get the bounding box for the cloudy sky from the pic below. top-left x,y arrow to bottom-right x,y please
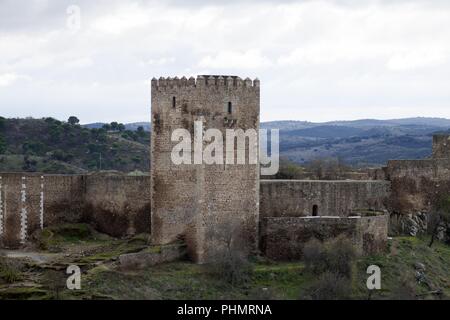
0,0 -> 449,123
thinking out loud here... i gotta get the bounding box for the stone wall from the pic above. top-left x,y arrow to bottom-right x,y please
386,158 -> 450,238
151,76 -> 260,263
0,172 -> 392,252
83,175 -> 151,237
260,180 -> 390,218
260,214 -> 389,260
0,173 -> 151,248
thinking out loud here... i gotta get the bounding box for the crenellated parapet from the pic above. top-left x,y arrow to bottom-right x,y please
151,75 -> 260,89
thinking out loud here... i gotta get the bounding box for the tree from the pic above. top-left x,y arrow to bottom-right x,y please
0,136 -> 6,154
117,123 -> 126,132
205,219 -> 253,286
110,122 -> 119,131
137,126 -> 145,137
67,116 -> 80,126
22,155 -> 37,172
306,157 -> 350,180
0,116 -> 5,130
429,195 -> 450,247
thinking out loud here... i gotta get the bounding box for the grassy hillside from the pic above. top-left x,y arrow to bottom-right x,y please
0,117 -> 150,174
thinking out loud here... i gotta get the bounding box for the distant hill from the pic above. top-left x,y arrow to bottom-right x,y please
268,118 -> 450,167
1,116 -> 450,173
261,117 -> 450,130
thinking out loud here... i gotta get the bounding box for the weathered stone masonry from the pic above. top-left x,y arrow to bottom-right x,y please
385,135 -> 450,238
260,180 -> 390,218
261,214 -> 389,261
151,76 -> 260,263
0,173 -> 151,248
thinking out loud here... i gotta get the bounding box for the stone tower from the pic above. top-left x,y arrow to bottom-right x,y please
150,75 -> 260,263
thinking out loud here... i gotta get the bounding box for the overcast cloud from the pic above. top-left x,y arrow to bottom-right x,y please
0,0 -> 449,123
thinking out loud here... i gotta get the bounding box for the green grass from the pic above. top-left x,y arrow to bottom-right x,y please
1,235 -> 448,300
74,237 -> 449,300
353,236 -> 450,299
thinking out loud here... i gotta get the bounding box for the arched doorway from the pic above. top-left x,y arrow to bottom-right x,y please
312,205 -> 319,216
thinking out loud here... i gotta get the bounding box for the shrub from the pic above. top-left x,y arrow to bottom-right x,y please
305,272 -> 352,300
303,236 -> 357,278
43,270 -> 66,300
326,236 -> 357,278
206,220 -> 253,287
303,238 -> 327,274
0,257 -> 22,284
211,249 -> 253,287
390,274 -> 417,300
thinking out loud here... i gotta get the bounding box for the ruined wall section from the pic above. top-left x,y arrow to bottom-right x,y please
151,76 -> 260,263
260,180 -> 390,218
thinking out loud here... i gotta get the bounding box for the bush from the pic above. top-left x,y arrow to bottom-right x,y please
303,236 -> 357,278
0,257 -> 22,284
211,249 -> 253,287
326,236 -> 357,278
305,271 -> 352,300
390,274 -> 417,300
43,270 -> 66,299
206,220 -> 253,287
303,238 -> 327,274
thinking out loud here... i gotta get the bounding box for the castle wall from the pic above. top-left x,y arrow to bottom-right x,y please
1,173 -> 391,251
261,214 -> 388,260
151,76 -> 260,263
0,173 -> 84,247
0,173 -> 151,248
386,159 -> 450,237
84,175 -> 151,237
260,180 -> 390,218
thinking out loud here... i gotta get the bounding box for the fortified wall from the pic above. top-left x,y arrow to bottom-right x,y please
260,180 -> 390,218
0,173 -> 150,248
386,134 -> 450,237
0,173 -> 390,253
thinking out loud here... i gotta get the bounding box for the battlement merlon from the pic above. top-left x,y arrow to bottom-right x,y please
151,75 -> 260,90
